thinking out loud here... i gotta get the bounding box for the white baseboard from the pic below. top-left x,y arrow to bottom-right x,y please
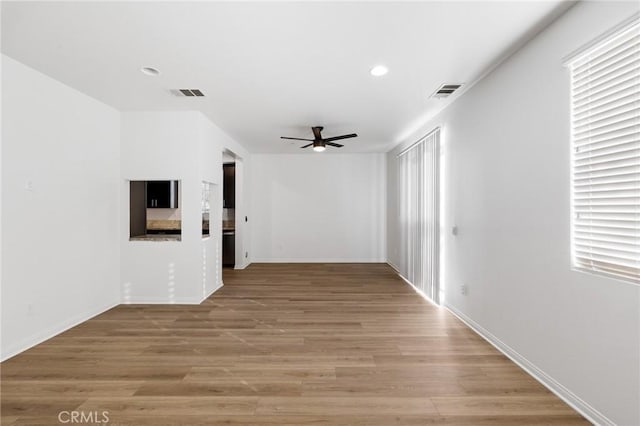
1,300 -> 118,362
444,302 -> 614,426
2,283 -> 229,360
200,282 -> 224,302
386,261 -> 400,273
387,262 -> 440,308
251,258 -> 386,263
234,261 -> 250,270
121,296 -> 205,304
121,282 -> 226,305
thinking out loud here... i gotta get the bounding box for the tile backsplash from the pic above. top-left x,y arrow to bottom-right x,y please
222,208 -> 235,221
147,208 -> 181,221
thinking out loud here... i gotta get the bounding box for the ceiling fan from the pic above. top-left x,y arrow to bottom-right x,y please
281,126 -> 358,152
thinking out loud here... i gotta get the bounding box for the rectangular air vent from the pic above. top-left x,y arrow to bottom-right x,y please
174,89 -> 205,97
430,83 -> 462,98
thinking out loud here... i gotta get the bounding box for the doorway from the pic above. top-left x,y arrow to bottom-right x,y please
222,152 -> 236,270
221,149 -> 246,283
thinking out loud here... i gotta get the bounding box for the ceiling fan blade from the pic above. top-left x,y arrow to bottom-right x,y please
325,142 -> 344,148
323,133 -> 358,143
300,143 -> 314,148
281,136 -> 314,141
312,126 -> 324,139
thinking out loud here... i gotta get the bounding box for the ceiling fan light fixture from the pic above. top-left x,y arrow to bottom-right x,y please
313,143 -> 326,153
370,65 -> 388,77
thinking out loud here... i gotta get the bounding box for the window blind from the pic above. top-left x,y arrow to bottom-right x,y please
398,128 -> 440,302
569,19 -> 640,284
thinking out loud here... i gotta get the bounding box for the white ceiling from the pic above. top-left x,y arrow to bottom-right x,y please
2,1 -> 574,153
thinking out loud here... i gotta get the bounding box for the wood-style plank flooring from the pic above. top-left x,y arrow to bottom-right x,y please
1,263 -> 587,425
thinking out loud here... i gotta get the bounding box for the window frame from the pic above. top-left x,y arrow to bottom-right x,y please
567,16 -> 640,286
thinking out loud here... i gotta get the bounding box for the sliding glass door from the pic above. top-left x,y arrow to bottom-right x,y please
398,128 -> 440,304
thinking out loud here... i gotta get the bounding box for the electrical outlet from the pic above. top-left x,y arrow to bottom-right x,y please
460,284 -> 468,296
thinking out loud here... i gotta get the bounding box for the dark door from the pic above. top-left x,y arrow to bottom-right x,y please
223,164 -> 235,208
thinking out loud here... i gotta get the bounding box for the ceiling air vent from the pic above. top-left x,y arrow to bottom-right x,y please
173,89 -> 205,97
431,83 -> 462,99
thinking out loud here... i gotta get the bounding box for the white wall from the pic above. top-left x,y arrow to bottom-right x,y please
1,55 -> 121,360
121,111 -> 225,303
251,154 -> 386,262
1,8 -> 4,354
200,113 -> 249,285
199,116 -> 223,297
387,3 -> 639,425
120,111 -> 249,302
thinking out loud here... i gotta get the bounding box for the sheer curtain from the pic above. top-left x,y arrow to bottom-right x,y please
398,128 -> 440,303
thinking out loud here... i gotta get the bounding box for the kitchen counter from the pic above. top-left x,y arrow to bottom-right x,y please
130,234 -> 181,242
143,219 -> 182,241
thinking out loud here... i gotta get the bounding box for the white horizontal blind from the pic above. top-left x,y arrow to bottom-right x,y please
569,19 -> 640,284
398,129 -> 440,302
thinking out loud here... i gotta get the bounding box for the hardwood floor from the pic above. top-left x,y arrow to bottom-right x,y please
1,263 -> 587,425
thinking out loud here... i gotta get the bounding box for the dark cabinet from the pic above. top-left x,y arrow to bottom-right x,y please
223,164 -> 235,208
223,231 -> 235,266
130,181 -> 147,238
147,180 -> 179,208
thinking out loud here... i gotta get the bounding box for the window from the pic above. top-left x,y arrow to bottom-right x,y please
568,18 -> 639,284
398,128 -> 440,302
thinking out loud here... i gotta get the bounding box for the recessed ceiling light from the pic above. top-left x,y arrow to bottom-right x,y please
370,65 -> 388,77
141,67 -> 160,76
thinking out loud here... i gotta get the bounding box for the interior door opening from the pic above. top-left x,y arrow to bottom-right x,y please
222,151 -> 236,272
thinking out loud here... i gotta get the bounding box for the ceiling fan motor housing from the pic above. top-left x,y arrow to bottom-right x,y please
280,126 -> 357,150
